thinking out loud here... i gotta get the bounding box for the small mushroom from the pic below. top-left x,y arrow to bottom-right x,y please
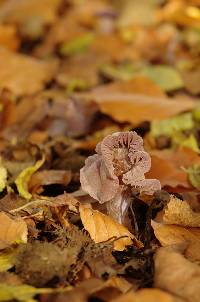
80,131 -> 161,223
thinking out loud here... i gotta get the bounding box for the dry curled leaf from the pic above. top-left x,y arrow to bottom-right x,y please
0,48 -> 57,96
154,245 -> 200,302
152,221 -> 200,262
0,212 -> 27,250
163,196 -> 200,227
79,205 -> 143,251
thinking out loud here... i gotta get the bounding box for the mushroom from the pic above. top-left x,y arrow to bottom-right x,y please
80,131 -> 161,223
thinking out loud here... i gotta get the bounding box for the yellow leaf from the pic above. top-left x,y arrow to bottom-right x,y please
151,221 -> 200,262
0,212 -> 27,250
79,205 -> 143,251
15,154 -> 45,200
0,159 -> 7,192
0,250 -> 17,272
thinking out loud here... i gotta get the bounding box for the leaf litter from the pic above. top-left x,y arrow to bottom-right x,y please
0,0 -> 200,301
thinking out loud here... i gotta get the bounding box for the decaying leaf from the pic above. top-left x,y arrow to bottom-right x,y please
15,155 -> 45,200
0,212 -> 27,250
0,24 -> 19,51
163,196 -> 200,227
0,48 -> 57,96
79,205 -> 143,251
154,245 -> 200,302
152,221 -> 200,262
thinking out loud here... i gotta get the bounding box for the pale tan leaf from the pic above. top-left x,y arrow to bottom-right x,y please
0,212 -> 27,250
0,48 -> 57,96
106,277 -> 132,294
110,288 -> 184,302
163,196 -> 200,227
154,245 -> 200,302
79,205 -> 143,251
152,221 -> 200,261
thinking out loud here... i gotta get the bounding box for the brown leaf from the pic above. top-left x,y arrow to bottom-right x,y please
110,288 -> 183,302
152,221 -> 200,262
154,245 -> 200,302
87,79 -> 194,124
29,170 -> 72,194
163,196 -> 200,227
146,147 -> 200,188
0,212 -> 27,249
0,48 -> 57,96
79,205 -> 143,251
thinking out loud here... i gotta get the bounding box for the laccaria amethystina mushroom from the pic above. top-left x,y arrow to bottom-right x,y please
80,131 -> 161,223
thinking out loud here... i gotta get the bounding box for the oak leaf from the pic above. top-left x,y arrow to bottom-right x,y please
79,205 -> 143,251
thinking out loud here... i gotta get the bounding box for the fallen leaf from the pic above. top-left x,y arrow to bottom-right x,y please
181,68 -> 200,95
154,245 -> 200,302
94,77 -> 165,97
106,276 -> 132,294
29,169 -> 72,194
163,196 -> 200,227
0,283 -> 69,302
146,147 -> 200,188
0,0 -> 62,25
150,113 -> 194,138
88,84 -> 194,124
110,288 -> 183,302
15,155 -> 45,200
0,212 -> 27,250
0,48 -> 57,96
60,32 -> 95,56
0,160 -> 7,192
0,24 -> 19,51
0,250 -> 17,272
141,65 -> 184,92
79,205 -> 143,251
152,221 -> 200,262
186,164 -> 200,189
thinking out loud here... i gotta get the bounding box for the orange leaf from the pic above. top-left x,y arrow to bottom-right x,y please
146,147 -> 200,188
79,205 -> 143,251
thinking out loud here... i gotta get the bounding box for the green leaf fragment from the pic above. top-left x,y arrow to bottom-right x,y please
141,65 -> 184,91
60,33 -> 95,56
151,113 -> 194,137
99,62 -> 135,81
186,165 -> 200,190
173,133 -> 200,153
15,155 -> 45,200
